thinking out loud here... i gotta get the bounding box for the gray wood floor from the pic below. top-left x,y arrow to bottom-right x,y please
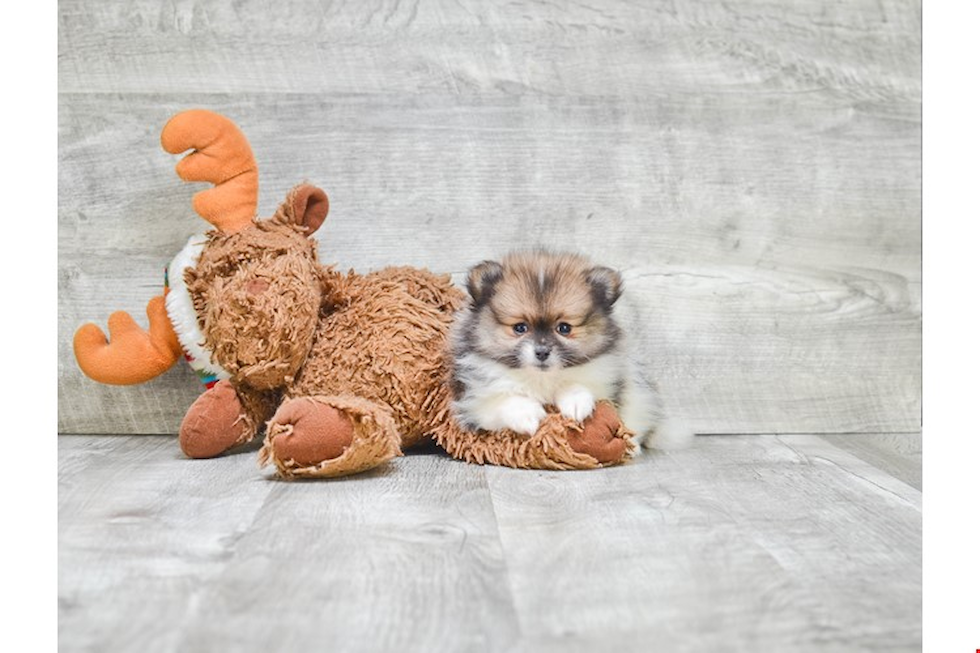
59,433 -> 921,653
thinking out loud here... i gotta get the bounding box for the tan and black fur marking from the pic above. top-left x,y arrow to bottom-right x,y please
458,250 -> 623,371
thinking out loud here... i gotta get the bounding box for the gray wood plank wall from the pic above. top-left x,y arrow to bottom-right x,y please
57,0 -> 921,436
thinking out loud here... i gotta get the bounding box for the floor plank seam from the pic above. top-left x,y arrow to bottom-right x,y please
481,470 -> 526,643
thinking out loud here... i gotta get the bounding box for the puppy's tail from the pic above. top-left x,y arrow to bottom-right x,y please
624,368 -> 695,452
640,417 -> 695,451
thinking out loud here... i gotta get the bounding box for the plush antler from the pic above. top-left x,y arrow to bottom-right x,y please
73,295 -> 183,385
160,109 -> 259,234
74,110 -> 257,385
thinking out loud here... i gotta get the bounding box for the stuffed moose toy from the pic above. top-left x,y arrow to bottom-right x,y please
73,109 -> 633,478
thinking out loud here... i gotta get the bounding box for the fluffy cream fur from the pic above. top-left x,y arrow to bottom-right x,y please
453,349 -> 626,434
165,234 -> 231,383
452,342 -> 692,451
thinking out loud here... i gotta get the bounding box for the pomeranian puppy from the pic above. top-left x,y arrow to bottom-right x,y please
449,249 -> 692,452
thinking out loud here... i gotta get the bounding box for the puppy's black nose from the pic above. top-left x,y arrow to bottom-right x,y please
534,346 -> 551,362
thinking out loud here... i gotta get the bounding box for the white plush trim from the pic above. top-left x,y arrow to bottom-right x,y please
165,234 -> 231,382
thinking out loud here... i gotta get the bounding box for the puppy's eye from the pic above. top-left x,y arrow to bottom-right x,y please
512,323 -> 529,335
556,322 -> 572,336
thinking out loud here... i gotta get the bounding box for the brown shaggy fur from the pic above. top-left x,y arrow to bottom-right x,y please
177,184 -> 633,477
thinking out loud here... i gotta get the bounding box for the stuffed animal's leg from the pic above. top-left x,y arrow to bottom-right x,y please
432,400 -> 634,470
179,380 -> 277,458
564,402 -> 634,463
259,395 -> 402,479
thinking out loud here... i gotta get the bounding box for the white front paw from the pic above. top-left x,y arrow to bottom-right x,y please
500,396 -> 547,435
557,385 -> 595,422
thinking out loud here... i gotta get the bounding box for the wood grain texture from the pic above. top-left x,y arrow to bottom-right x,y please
486,434 -> 921,652
58,0 -> 921,99
820,431 -> 922,489
58,0 -> 921,435
59,434 -> 922,652
59,438 -> 520,653
58,436 -> 278,653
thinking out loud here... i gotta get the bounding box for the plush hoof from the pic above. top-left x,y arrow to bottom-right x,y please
265,398 -> 355,466
179,380 -> 251,458
565,402 -> 629,464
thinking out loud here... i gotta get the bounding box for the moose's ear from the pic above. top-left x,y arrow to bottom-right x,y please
466,260 -> 504,306
282,184 -> 329,235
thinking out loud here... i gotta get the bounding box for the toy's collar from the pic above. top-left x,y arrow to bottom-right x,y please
165,234 -> 232,388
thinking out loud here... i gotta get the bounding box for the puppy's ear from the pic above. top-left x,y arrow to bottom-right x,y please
466,260 -> 504,306
586,266 -> 623,309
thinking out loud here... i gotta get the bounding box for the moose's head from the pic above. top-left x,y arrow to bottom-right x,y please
74,110 -> 329,391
